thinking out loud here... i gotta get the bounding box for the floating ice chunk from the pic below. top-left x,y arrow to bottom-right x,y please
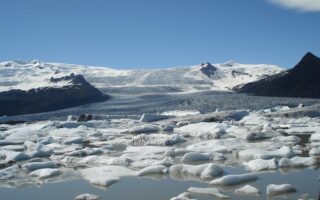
210,173 -> 257,186
1,145 -> 24,151
80,166 -> 135,187
245,132 -> 268,140
162,110 -> 201,117
37,136 -> 56,145
187,187 -> 229,199
279,156 -> 318,167
234,185 -> 260,195
170,163 -> 223,180
272,136 -> 301,146
200,163 -> 223,179
138,165 -> 167,176
24,141 -> 53,157
0,165 -> 19,180
64,147 -> 103,156
160,123 -> 176,131
244,158 -> 277,171
130,134 -> 185,146
174,122 -> 229,139
62,136 -> 84,145
21,161 -> 58,171
170,192 -> 196,200
310,133 -> 320,142
181,152 -> 225,163
0,140 -> 24,146
181,152 -> 210,162
286,126 -> 320,135
29,168 -> 60,179
4,122 -> 49,141
186,138 -> 273,154
140,113 -> 169,122
309,147 -> 320,156
127,124 -> 160,134
266,184 -> 296,196
176,121 -> 190,127
165,148 -> 191,157
238,146 -> 294,160
1,150 -> 30,161
74,193 -> 99,200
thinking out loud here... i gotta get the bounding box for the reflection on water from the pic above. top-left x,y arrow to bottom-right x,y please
0,167 -> 318,200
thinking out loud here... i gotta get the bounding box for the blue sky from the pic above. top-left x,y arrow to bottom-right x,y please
0,0 -> 319,69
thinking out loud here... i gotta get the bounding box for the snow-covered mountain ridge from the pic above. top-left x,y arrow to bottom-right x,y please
0,60 -> 284,92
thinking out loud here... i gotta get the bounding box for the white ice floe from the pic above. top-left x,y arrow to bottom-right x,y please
174,122 -> 229,139
279,156 -> 318,167
200,163 -> 224,180
159,123 -> 177,131
165,148 -> 191,157
24,141 -> 53,157
181,152 -> 226,163
64,147 -> 104,156
310,133 -> 320,142
187,187 -> 229,199
170,192 -> 196,200
210,173 -> 257,185
170,163 -> 223,180
309,147 -> 320,156
120,146 -> 170,168
130,134 -> 186,146
286,126 -> 320,135
0,165 -> 19,180
21,161 -> 58,171
74,193 -> 100,200
80,166 -> 135,186
62,136 -> 84,145
29,168 -> 60,179
138,165 -> 167,176
140,113 -> 170,122
271,136 -> 301,146
127,124 -> 160,134
162,110 -> 201,117
244,158 -> 277,171
234,184 -> 260,195
186,138 -> 274,154
0,150 -> 30,161
266,184 -> 296,195
238,146 -> 294,160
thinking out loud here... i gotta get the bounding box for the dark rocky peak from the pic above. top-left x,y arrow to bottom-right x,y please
294,52 -> 320,70
50,73 -> 87,85
200,62 -> 217,78
235,52 -> 320,98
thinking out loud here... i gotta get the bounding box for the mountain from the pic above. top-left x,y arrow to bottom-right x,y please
0,73 -> 109,116
0,60 -> 284,94
235,52 -> 320,98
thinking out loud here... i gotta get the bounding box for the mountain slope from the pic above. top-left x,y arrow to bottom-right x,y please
0,74 -> 109,116
0,60 -> 284,93
235,52 -> 320,98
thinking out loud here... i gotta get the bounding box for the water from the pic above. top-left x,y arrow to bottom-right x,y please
0,167 -> 318,200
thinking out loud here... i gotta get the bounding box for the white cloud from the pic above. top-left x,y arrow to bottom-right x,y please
269,0 -> 320,12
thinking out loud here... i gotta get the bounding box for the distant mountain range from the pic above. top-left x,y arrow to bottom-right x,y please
0,60 -> 283,93
235,52 -> 320,98
2,53 -> 318,117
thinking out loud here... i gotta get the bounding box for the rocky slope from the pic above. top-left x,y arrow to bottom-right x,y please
0,74 -> 109,116
235,52 -> 320,98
